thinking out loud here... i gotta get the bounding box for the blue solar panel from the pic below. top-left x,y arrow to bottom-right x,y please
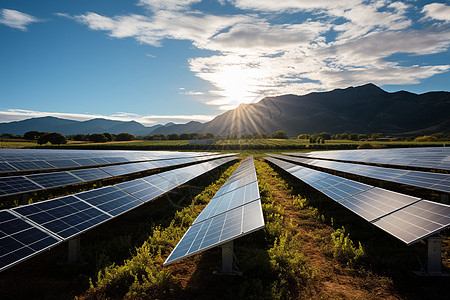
116,179 -> 166,202
0,162 -> 17,173
9,161 -> 54,171
69,168 -> 111,182
164,200 -> 264,265
0,210 -> 61,271
47,159 -> 81,169
0,176 -> 43,196
26,172 -> 84,189
373,200 -> 450,245
75,186 -> 143,216
193,181 -> 260,225
13,196 -> 111,239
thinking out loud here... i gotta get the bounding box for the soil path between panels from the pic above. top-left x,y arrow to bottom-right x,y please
254,158 -> 401,299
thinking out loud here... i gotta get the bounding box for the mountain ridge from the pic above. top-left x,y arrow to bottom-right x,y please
1,84 -> 449,137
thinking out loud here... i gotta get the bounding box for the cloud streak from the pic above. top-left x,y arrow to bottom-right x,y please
62,0 -> 450,110
0,8 -> 41,31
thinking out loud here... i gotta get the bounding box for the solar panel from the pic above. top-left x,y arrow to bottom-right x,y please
26,172 -> 84,189
164,200 -> 264,265
372,200 -> 450,245
116,179 -> 166,202
0,176 -> 43,197
46,159 -> 81,169
68,168 -> 111,182
269,153 -> 450,194
266,156 -> 450,246
339,188 -> 420,222
193,181 -> 260,225
0,210 -> 61,271
0,162 -> 17,173
75,186 -> 143,216
9,161 -> 55,171
164,156 -> 264,266
13,195 -> 111,239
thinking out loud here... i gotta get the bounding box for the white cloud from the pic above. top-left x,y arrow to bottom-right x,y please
65,0 -> 450,111
422,3 -> 450,22
0,8 -> 41,31
138,0 -> 202,12
0,109 -> 215,126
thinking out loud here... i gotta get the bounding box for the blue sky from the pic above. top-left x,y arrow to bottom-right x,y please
1,0 -> 449,126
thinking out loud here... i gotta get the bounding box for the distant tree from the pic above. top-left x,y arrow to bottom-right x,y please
298,134 -> 310,140
253,132 -> 267,139
226,134 -> 237,140
38,132 -> 67,145
241,133 -> 253,139
371,133 -> 384,140
102,132 -> 113,141
71,134 -> 88,141
271,130 -> 289,139
116,133 -> 134,141
24,131 -> 42,140
348,133 -> 359,141
200,133 -> 214,140
358,134 -> 368,140
167,133 -> 180,140
89,133 -> 108,143
180,133 -> 191,140
414,135 -> 438,142
145,134 -> 165,140
318,132 -> 331,140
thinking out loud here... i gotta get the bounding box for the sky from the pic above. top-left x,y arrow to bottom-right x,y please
0,0 -> 449,126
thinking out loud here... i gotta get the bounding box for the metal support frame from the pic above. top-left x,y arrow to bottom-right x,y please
440,193 -> 449,205
221,241 -> 234,274
68,236 -> 81,264
427,235 -> 442,275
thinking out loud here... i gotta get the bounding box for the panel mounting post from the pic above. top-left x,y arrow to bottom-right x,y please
440,194 -> 449,205
427,234 -> 442,275
221,240 -> 234,274
68,236 -> 81,264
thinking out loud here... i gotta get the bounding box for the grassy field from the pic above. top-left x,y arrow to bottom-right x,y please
1,138 -> 448,151
0,157 -> 448,299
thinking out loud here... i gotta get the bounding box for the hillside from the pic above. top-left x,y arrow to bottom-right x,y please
1,84 -> 449,136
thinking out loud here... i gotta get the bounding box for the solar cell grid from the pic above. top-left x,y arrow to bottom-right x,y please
69,168 -> 111,182
116,179 -> 165,202
164,200 -> 264,265
373,200 -> 450,245
0,162 -> 17,173
26,172 -> 84,189
46,159 -> 81,169
9,161 -> 55,171
0,176 -> 43,196
0,210 -> 61,271
75,186 -> 143,216
13,196 -> 111,240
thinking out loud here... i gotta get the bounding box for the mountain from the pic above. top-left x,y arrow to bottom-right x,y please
1,84 -> 449,137
0,117 -> 154,136
159,83 -> 449,136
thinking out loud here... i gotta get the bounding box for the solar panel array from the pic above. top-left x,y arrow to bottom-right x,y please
268,154 -> 450,194
0,153 -> 236,198
0,156 -> 236,271
0,148 -> 221,173
164,156 -> 264,266
265,156 -> 450,246
286,147 -> 450,171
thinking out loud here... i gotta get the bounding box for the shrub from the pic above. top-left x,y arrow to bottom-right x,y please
331,227 -> 365,267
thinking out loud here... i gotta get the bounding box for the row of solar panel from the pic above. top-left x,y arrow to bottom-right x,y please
268,154 -> 450,194
265,156 -> 450,246
0,156 -> 236,271
286,147 -> 450,171
0,149 -> 219,163
164,156 -> 265,266
0,149 -> 220,173
0,154 -> 236,198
